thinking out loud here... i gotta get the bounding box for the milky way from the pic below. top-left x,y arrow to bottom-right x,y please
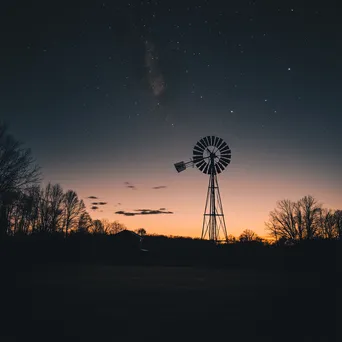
144,40 -> 165,97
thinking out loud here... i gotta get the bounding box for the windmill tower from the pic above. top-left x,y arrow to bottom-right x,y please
174,136 -> 231,243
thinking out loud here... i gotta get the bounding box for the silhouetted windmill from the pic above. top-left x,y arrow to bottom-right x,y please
174,136 -> 231,243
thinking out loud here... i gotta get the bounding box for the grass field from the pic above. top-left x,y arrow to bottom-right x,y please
4,263 -> 338,341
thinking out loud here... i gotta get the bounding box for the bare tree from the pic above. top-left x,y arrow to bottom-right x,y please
239,229 -> 258,242
318,209 -> 338,239
91,219 -> 126,235
63,190 -> 85,237
298,195 -> 321,239
0,123 -> 40,193
266,196 -> 323,241
0,123 -> 40,236
335,210 -> 342,240
92,219 -> 104,234
266,199 -> 298,241
38,183 -> 64,233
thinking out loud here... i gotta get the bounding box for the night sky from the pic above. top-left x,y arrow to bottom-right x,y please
1,0 -> 341,237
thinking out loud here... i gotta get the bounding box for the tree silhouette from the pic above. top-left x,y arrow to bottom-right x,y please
77,211 -> 93,234
136,228 -> 147,236
91,219 -> 125,235
239,229 -> 258,242
335,210 -> 342,239
0,123 -> 40,236
266,195 -> 323,241
63,190 -> 86,237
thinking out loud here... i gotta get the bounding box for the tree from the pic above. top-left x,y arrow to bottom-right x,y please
63,190 -> 85,237
239,229 -> 258,242
266,195 -> 322,241
318,209 -> 338,239
136,228 -> 147,236
91,219 -> 125,235
0,123 -> 40,236
299,195 -> 321,239
266,199 -> 298,241
92,219 -> 104,234
38,183 -> 64,233
335,210 -> 342,240
77,211 -> 93,234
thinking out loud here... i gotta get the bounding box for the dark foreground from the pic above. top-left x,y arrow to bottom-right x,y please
3,263 -> 338,341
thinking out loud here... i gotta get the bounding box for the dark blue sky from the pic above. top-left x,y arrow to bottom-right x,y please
1,0 -> 341,236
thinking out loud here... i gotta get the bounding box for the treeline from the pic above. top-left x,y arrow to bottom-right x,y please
266,195 -> 342,243
0,122 -> 126,238
0,182 -> 126,237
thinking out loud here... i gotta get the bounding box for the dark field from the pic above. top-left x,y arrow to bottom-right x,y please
3,264 -> 338,341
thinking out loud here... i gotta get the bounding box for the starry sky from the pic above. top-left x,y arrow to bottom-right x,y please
1,0 -> 341,238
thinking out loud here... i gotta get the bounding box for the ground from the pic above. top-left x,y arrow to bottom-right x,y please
3,264 -> 338,341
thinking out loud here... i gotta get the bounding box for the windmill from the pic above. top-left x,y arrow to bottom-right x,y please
174,136 -> 231,243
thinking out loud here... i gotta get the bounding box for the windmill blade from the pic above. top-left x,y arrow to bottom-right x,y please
214,137 -> 223,148
203,136 -> 211,147
220,153 -> 231,160
217,141 -> 227,151
193,147 -> 204,155
220,156 -> 231,163
217,161 -> 227,171
219,144 -> 229,151
199,138 -> 208,149
220,147 -> 231,155
193,150 -> 203,157
211,136 -> 216,147
215,164 -> 222,174
203,163 -> 210,174
217,160 -> 226,171
196,140 -> 206,151
198,161 -> 207,172
196,159 -> 206,168
193,156 -> 204,163
220,158 -> 230,167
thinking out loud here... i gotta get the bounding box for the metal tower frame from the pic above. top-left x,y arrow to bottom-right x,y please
201,154 -> 228,242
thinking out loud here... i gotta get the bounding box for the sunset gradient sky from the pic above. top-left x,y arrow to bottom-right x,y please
1,0 -> 341,237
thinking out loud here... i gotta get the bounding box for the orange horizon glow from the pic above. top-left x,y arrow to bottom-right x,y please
42,154 -> 342,239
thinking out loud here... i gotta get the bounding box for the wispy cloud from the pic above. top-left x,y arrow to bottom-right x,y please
92,202 -> 107,206
124,182 -> 137,190
115,208 -> 173,216
91,206 -> 99,211
87,196 -> 98,199
152,186 -> 167,190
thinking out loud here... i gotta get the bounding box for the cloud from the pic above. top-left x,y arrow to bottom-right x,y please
145,41 -> 165,97
87,196 -> 98,199
91,206 -> 99,210
124,182 -> 137,190
92,202 -> 107,206
115,208 -> 173,216
152,186 -> 167,189
115,210 -> 135,216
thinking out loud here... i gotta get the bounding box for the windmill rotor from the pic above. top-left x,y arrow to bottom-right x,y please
192,135 -> 231,175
